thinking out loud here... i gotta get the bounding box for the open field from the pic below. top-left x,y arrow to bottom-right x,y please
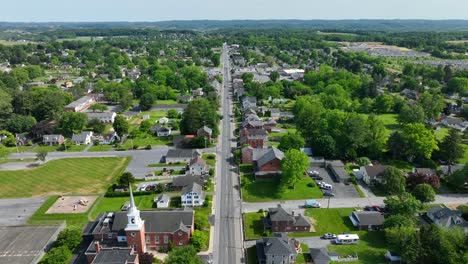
328,231 -> 388,264
305,208 -> 355,236
0,39 -> 39,45
88,145 -> 113,152
243,212 -> 271,240
0,157 -> 130,198
90,195 -> 155,219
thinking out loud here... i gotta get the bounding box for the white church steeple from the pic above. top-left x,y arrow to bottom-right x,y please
125,186 -> 144,230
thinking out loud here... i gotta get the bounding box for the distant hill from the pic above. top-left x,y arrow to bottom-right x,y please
2,20 -> 468,32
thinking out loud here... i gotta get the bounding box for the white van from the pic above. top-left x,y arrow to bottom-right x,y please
320,183 -> 333,190
335,234 -> 360,244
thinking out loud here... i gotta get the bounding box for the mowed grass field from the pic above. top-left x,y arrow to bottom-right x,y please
0,157 -> 130,198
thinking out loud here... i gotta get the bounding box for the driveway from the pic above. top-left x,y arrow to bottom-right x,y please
311,166 -> 359,199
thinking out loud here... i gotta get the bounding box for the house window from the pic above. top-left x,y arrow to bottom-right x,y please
178,232 -> 183,236
108,233 -> 113,239
194,196 -> 199,199
164,235 -> 169,243
179,241 -> 183,246
195,201 -> 199,204
146,235 -> 150,244
155,236 -> 159,244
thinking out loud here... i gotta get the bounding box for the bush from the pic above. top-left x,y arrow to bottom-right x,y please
145,145 -> 152,150
54,226 -> 82,250
133,144 -> 139,150
41,246 -> 72,264
105,190 -> 153,197
307,182 -> 316,188
209,168 -> 215,176
257,209 -> 264,213
190,230 -> 208,252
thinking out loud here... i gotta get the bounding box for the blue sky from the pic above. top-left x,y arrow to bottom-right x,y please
1,0 -> 466,22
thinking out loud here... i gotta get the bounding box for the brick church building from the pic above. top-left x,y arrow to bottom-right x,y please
83,189 -> 194,263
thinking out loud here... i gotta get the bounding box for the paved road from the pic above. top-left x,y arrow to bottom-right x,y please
213,43 -> 243,264
8,148 -> 171,179
242,194 -> 468,213
0,197 -> 47,226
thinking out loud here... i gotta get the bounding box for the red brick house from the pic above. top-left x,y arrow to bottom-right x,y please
241,147 -> 284,179
263,119 -> 277,132
83,190 -> 194,263
242,120 -> 264,130
240,128 -> 268,148
264,205 -> 311,232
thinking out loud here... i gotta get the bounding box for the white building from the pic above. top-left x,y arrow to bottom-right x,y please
181,182 -> 205,207
71,131 -> 94,145
87,112 -> 117,123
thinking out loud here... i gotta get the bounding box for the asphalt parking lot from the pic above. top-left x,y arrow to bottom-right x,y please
309,166 -> 360,199
0,197 -> 47,226
0,225 -> 63,264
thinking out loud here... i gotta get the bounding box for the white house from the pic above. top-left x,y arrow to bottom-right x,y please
86,112 -> 117,123
71,131 -> 94,145
159,117 -> 169,125
96,132 -> 120,145
187,156 -> 209,176
181,182 -> 205,207
153,194 -> 170,208
151,126 -> 172,137
358,165 -> 389,185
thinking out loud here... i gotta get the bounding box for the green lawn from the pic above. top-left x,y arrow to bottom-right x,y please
6,146 -> 31,153
90,195 -> 155,219
63,145 -> 87,152
458,144 -> 468,164
304,208 -> 355,236
31,144 -> 87,153
241,175 -> 323,202
0,158 -> 37,164
297,244 -> 310,264
193,206 -> 212,251
376,114 -> 400,137
243,212 -> 271,240
0,157 -> 130,198
123,134 -> 172,148
328,232 -> 388,264
88,145 -> 113,152
31,145 -> 60,153
202,153 -> 216,166
28,196 -> 91,228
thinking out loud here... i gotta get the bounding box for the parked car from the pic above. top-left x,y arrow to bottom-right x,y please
305,199 -> 321,208
308,170 -> 319,176
321,233 -> 337,239
145,185 -> 152,191
319,182 -> 333,190
139,184 -> 147,191
323,191 -> 335,197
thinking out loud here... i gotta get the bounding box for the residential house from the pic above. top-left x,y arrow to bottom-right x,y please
83,191 -> 194,262
426,205 -> 468,233
349,211 -> 385,231
96,132 -> 120,145
326,160 -> 351,183
15,133 -> 31,146
159,117 -> 169,125
242,147 -> 284,178
242,96 -> 257,111
440,165 -> 464,177
413,168 -> 437,177
165,149 -> 201,164
153,194 -> 170,208
187,156 -> 209,176
264,205 -> 311,232
170,175 -> 205,191
150,126 -> 172,137
177,95 -> 193,103
71,131 -> 94,145
400,89 -> 419,100
240,128 -> 268,148
181,182 -> 205,207
191,88 -> 204,97
65,96 -> 96,112
241,120 -> 264,130
86,112 -> 117,123
244,113 -> 261,122
263,119 -> 277,132
269,108 -> 281,120
441,116 -> 466,131
256,233 -> 298,264
43,134 -> 64,146
359,165 -> 390,185
197,126 -> 213,140
309,248 -> 331,264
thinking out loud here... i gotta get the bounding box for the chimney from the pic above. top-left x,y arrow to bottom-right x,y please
94,241 -> 101,253
291,211 -> 295,216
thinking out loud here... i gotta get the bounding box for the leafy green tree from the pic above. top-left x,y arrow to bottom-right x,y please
384,214 -> 415,229
412,183 -> 436,203
58,112 -> 87,136
366,114 -> 386,158
87,118 -> 106,134
419,92 -> 445,120
118,172 -> 136,186
397,104 -> 426,124
0,144 -> 8,159
36,149 -> 48,163
139,93 -> 155,111
113,115 -> 129,136
42,246 -> 72,264
401,123 -> 438,160
167,109 -> 179,118
119,93 -> 134,111
383,166 -> 406,195
0,89 -> 13,125
312,135 -> 336,158
384,192 -> 421,216
373,94 -> 394,113
446,77 -> 468,95
89,103 -> 108,113
5,115 -> 36,133
278,133 -> 305,152
438,128 -> 464,164
54,226 -> 82,251
180,99 -> 218,136
190,230 -> 208,252
139,120 -> 152,133
0,130 -> 16,147
269,71 -> 280,82
445,165 -> 468,191
281,149 -> 309,189
385,226 -> 420,263
164,246 -> 204,264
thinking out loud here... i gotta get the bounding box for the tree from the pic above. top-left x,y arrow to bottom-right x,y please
312,135 -> 335,158
384,214 -> 415,229
382,166 -> 406,195
113,115 -> 129,136
36,149 -> 48,163
139,252 -> 155,264
419,92 -> 445,120
0,89 -> 13,124
0,144 -> 9,159
366,114 -> 386,158
89,103 -> 108,113
373,94 -> 394,113
446,77 -> 468,95
0,130 -> 16,147
397,104 -> 426,124
384,192 -> 422,216
278,133 -> 305,152
445,165 -> 468,191
139,120 -> 152,133
401,123 -> 438,160
269,71 -> 280,82
139,93 -> 155,111
164,246 -> 204,264
385,226 -> 420,263
167,109 -> 179,118
58,112 -> 87,136
281,149 -> 309,189
412,183 -> 436,203
42,246 -> 72,264
5,115 -> 37,133
190,230 -> 208,252
54,226 -> 82,250
438,128 -> 464,164
407,172 -> 440,189
118,172 -> 135,186
180,99 -> 219,136
87,118 -> 106,134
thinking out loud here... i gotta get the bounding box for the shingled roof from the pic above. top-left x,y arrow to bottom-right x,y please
257,147 -> 284,168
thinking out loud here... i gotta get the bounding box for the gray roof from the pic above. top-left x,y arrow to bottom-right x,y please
257,147 -> 284,168
256,233 -> 297,260
181,182 -> 204,196
43,134 -> 63,142
154,194 -> 170,203
166,149 -> 198,159
351,211 -> 385,226
197,125 -> 212,135
427,205 -> 468,229
71,131 -> 92,142
242,120 -> 263,128
92,248 -> 136,264
242,128 -> 269,137
172,175 -> 205,188
151,125 -> 171,133
364,165 -> 389,178
309,248 -> 331,264
111,208 -> 193,234
87,112 -> 116,119
268,205 -> 311,227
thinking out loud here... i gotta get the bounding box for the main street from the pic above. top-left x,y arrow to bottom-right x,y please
212,43 -> 244,264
